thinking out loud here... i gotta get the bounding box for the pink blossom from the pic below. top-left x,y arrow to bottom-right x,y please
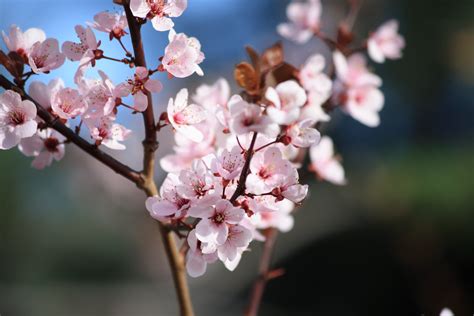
78,70 -> 118,118
28,79 -> 64,111
333,51 -> 382,88
89,11 -> 128,39
130,0 -> 187,32
167,88 -> 206,142
85,116 -> 131,150
252,199 -> 295,233
272,168 -> 308,203
177,159 -> 217,200
246,147 -> 293,195
228,95 -> 279,137
28,38 -> 65,73
19,128 -> 65,169
299,54 -> 332,103
0,90 -> 37,150
146,174 -> 191,221
2,25 -> 46,60
285,119 -> 320,148
185,230 -> 218,278
192,78 -> 230,113
62,25 -> 99,62
368,20 -> 405,63
300,93 -> 331,123
265,80 -> 307,125
115,66 -> 162,112
333,51 -> 384,127
162,29 -> 204,78
191,199 -> 244,245
277,0 -> 321,44
309,136 -> 346,185
51,87 -> 88,119
210,146 -> 244,181
217,224 -> 252,264
160,126 -> 215,173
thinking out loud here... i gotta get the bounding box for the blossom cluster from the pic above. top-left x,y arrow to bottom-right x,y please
1,0 -> 202,168
0,0 -> 405,278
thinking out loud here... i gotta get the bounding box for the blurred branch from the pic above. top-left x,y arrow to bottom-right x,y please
0,74 -> 142,185
245,228 -> 281,316
122,3 -> 195,316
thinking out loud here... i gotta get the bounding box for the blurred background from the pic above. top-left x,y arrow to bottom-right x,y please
1,0 -> 473,315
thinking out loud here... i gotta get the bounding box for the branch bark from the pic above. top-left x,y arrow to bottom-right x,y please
245,228 -> 279,316
122,3 -> 194,316
0,74 -> 142,185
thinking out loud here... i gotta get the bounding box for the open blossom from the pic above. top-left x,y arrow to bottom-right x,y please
246,147 -> 293,195
2,25 -> 46,60
217,224 -> 252,264
210,146 -> 244,181
28,79 -> 64,111
0,90 -> 37,150
115,66 -> 162,112
85,116 -> 131,150
272,168 -> 308,203
51,87 -> 88,119
130,0 -> 187,32
62,25 -> 99,62
299,54 -> 332,103
285,118 -> 320,148
162,29 -> 204,78
228,95 -> 279,137
146,174 -> 191,220
78,70 -> 119,118
28,38 -> 65,73
177,159 -> 217,200
190,199 -> 244,245
333,51 -> 384,127
186,230 -> 218,278
368,20 -> 405,63
167,88 -> 206,142
89,11 -> 128,39
160,126 -> 215,173
265,80 -> 307,125
18,128 -> 65,169
193,78 -> 230,113
309,136 -> 346,185
277,0 -> 321,44
252,199 -> 295,233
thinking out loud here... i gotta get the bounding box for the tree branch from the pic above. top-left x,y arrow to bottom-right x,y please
122,3 -> 194,316
245,228 -> 279,316
0,74 -> 142,185
230,132 -> 258,203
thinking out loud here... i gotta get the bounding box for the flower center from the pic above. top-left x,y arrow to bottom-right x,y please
212,212 -> 225,224
8,110 -> 26,126
44,137 -> 60,152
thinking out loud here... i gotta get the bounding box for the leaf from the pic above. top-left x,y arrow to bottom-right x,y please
261,42 -> 284,72
264,62 -> 298,87
234,62 -> 259,95
245,46 -> 261,75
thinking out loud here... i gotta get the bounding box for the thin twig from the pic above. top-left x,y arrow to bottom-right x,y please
245,228 -> 280,316
229,132 -> 258,203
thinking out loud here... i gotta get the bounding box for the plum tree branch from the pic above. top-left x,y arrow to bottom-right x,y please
122,2 -> 195,316
0,74 -> 142,185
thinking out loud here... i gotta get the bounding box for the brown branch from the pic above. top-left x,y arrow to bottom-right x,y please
0,74 -> 142,185
229,132 -> 258,203
245,228 -> 280,316
122,2 -> 194,316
